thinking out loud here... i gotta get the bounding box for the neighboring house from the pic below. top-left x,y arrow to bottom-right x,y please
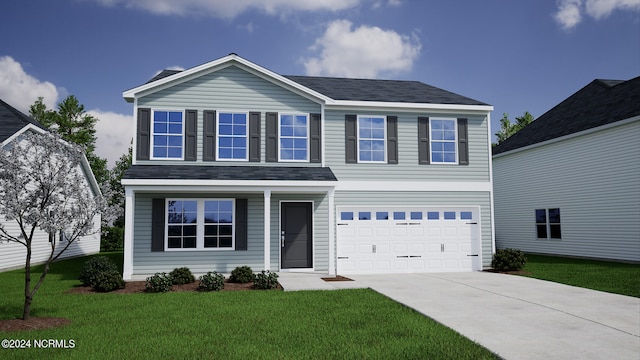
121,53 -> 495,280
0,99 -> 102,272
493,77 -> 640,262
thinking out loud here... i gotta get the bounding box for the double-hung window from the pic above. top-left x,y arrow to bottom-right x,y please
166,199 -> 235,250
430,119 -> 457,164
217,112 -> 248,160
358,115 -> 386,162
279,114 -> 309,161
535,208 -> 562,239
152,110 -> 184,159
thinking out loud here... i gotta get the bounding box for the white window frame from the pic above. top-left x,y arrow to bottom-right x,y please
165,198 -> 236,251
535,208 -> 562,240
429,118 -> 458,165
216,111 -> 249,161
150,109 -> 185,160
278,113 -> 310,162
357,115 -> 387,163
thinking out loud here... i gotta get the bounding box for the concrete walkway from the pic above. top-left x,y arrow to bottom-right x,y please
277,272 -> 640,360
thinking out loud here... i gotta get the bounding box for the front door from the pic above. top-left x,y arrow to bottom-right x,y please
281,202 -> 312,269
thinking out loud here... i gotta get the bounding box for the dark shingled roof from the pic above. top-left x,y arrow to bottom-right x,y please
124,165 -> 337,181
493,76 -> 640,155
0,99 -> 47,143
284,75 -> 489,106
142,68 -> 489,106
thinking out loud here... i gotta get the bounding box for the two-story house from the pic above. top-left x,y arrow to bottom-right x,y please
121,54 -> 494,280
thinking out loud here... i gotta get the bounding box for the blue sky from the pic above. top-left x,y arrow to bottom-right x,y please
1,0 -> 638,167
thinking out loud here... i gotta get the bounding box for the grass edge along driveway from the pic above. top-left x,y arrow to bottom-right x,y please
0,253 -> 499,360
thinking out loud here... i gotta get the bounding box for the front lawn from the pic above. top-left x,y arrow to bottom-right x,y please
0,253 -> 498,359
521,254 -> 640,297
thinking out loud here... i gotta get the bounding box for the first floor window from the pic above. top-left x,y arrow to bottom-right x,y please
152,110 -> 183,159
430,119 -> 457,164
536,208 -> 561,239
279,114 -> 309,161
358,116 -> 386,162
218,112 -> 248,160
166,199 -> 235,250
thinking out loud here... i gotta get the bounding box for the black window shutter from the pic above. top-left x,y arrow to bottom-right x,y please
137,108 -> 151,160
249,112 -> 261,162
418,116 -> 430,164
151,199 -> 165,252
310,113 -> 322,163
203,110 -> 216,161
266,112 -> 278,162
345,114 -> 357,163
387,116 -> 398,164
457,118 -> 469,165
235,199 -> 248,251
185,110 -> 197,161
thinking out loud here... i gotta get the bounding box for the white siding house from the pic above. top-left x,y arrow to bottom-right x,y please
0,99 -> 102,272
493,77 -> 640,262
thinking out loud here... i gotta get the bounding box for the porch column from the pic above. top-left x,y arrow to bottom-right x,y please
328,189 -> 336,276
263,189 -> 271,271
122,188 -> 135,280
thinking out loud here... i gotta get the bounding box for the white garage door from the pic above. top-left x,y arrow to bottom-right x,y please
337,207 -> 481,274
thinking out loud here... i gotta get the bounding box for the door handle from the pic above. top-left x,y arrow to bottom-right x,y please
281,231 -> 285,247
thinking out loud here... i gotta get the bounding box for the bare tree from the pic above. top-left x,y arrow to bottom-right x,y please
0,131 -> 106,320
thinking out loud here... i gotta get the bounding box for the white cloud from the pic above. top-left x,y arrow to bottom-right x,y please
0,56 -> 58,113
302,20 -> 421,78
89,109 -> 134,167
93,0 -> 362,18
554,0 -> 640,29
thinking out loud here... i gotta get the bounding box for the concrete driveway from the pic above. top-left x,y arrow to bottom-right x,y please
278,272 -> 640,359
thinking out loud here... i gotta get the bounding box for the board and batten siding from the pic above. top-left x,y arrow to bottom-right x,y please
136,65 -> 321,166
132,193 -> 266,275
493,120 -> 640,262
324,110 -> 490,181
334,191 -> 493,268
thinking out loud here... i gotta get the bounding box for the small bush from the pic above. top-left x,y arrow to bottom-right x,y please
145,272 -> 173,293
492,248 -> 527,271
229,266 -> 254,283
170,267 -> 195,285
101,226 -> 124,252
198,272 -> 225,292
78,256 -> 119,287
93,269 -> 125,292
253,270 -> 279,290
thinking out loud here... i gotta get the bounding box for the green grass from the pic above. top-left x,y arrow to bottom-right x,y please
0,253 -> 498,359
521,254 -> 640,297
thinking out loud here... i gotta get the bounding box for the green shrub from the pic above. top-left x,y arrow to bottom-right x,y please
145,272 -> 173,293
78,256 -> 119,287
229,266 -> 254,283
93,269 -> 125,292
101,226 -> 124,252
492,248 -> 527,271
198,271 -> 225,292
253,270 -> 279,290
170,267 -> 195,285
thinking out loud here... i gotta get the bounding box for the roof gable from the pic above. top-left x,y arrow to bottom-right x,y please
493,76 -> 640,155
0,99 -> 47,143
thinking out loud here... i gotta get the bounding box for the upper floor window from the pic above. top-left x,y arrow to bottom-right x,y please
217,112 -> 248,160
536,208 -> 562,239
279,114 -> 308,161
430,119 -> 457,164
358,116 -> 386,162
152,110 -> 183,159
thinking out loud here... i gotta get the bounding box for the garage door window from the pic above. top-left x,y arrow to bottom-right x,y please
444,212 -> 456,220
461,212 -> 473,220
341,212 -> 354,221
393,212 -> 405,220
376,212 -> 389,220
410,212 -> 422,220
359,212 -> 372,220
427,212 -> 439,220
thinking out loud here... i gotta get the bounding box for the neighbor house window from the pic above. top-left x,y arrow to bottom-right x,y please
152,110 -> 183,159
536,208 -> 561,239
166,199 -> 235,250
279,114 -> 309,161
358,116 -> 386,162
217,112 -> 248,160
430,119 -> 457,164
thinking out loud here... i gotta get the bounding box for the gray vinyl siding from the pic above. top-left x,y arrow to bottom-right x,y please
334,191 -> 494,268
132,193 -> 265,275
493,120 -> 640,262
324,110 -> 490,181
137,65 -> 321,166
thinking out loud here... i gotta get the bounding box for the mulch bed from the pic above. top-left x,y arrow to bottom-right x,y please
321,275 -> 354,281
0,317 -> 71,332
